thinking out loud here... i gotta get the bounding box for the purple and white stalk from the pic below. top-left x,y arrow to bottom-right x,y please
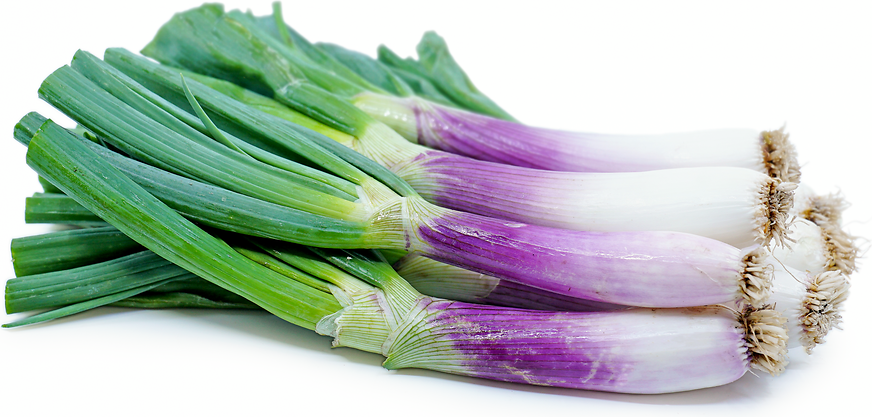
394,153 -> 794,248
352,93 -> 801,184
391,196 -> 774,308
397,253 -> 849,353
354,123 -> 795,248
319,293 -> 788,394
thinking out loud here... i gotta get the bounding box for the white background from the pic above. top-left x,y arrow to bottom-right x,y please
1,1 -> 870,416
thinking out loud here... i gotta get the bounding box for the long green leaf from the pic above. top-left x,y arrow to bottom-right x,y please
24,193 -> 107,227
6,251 -> 188,313
415,31 -> 516,121
16,114 -> 377,248
106,48 -> 418,197
71,50 -> 358,200
109,292 -> 259,310
11,226 -> 141,277
40,64 -> 362,220
3,279 -> 179,329
376,45 -> 458,106
27,119 -> 342,330
316,42 -> 415,97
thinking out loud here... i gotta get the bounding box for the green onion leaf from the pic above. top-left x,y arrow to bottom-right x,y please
27,119 -> 342,330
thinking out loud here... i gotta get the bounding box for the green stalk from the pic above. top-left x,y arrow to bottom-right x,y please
16,114 -> 382,248
4,240 -> 337,327
259,2 -> 388,96
252,240 -> 372,294
5,275 -> 257,328
108,50 -> 419,169
11,226 -> 141,276
4,280 -> 181,329
5,234 -> 342,327
6,250 -> 189,314
6,259 -> 256,326
141,4 -> 373,100
233,244 -> 333,294
4,222 -> 407,330
311,248 -> 418,309
14,112 -> 49,147
138,5 -> 376,135
25,193 -> 107,227
38,176 -> 63,194
309,248 -> 419,324
127,4 -> 428,174
8,190 -> 419,343
224,8 -> 378,98
40,64 -> 364,220
410,31 -> 516,121
180,69 -> 356,143
259,3 -> 512,120
142,275 -> 261,304
104,47 -> 418,197
70,50 -> 358,200
315,42 -> 417,99
26,119 -> 342,330
375,45 -> 458,105
109,292 -> 258,310
12,218 -> 376,301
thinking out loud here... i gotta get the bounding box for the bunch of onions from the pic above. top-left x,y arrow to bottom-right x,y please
3,2 -> 859,395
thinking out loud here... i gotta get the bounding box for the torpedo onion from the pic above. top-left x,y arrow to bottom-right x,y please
354,92 -> 799,182
4,240 -> 791,394
7,130 -> 793,393
9,209 -> 845,355
114,10 -> 797,247
17,123 -> 791,392
28,51 -> 780,308
394,254 -> 847,353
